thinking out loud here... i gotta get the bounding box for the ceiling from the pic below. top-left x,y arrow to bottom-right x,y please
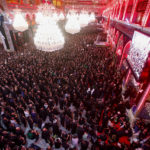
3,0 -> 113,14
62,0 -> 113,13
63,0 -> 110,5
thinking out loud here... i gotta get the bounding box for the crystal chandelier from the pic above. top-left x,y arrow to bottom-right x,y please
66,13 -> 71,19
37,1 -> 55,17
35,0 -> 57,23
13,10 -> 28,32
52,12 -> 59,22
35,12 -> 44,24
59,12 -> 65,20
79,11 -> 89,28
89,12 -> 95,23
34,17 -> 65,52
65,12 -> 80,34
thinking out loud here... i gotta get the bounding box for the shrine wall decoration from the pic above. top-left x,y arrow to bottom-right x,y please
127,31 -> 150,81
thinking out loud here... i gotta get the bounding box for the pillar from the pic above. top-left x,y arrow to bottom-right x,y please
124,69 -> 131,86
1,0 -> 15,51
130,0 -> 138,23
134,82 -> 150,117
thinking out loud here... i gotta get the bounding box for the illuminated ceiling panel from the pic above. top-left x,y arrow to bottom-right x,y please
63,0 -> 110,5
4,0 -> 113,14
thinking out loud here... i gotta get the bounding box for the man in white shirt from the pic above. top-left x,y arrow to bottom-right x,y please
72,134 -> 79,148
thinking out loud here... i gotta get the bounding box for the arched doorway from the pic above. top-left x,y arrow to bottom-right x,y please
119,40 -> 132,67
114,30 -> 120,46
116,34 -> 124,64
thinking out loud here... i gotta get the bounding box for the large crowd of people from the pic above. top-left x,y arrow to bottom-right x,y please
0,26 -> 150,150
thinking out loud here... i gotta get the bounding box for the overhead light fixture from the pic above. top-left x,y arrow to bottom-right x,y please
34,17 -> 65,52
65,12 -> 80,34
35,12 -> 43,24
52,12 -> 59,22
13,9 -> 28,32
89,12 -> 95,23
59,12 -> 65,20
79,11 -> 89,28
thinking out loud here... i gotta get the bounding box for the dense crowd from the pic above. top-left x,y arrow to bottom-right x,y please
0,26 -> 150,150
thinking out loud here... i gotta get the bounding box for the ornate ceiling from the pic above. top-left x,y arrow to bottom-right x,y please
3,0 -> 112,14
63,0 -> 109,5
63,0 -> 111,12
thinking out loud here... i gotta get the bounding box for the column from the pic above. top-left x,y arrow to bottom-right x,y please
134,82 -> 150,117
124,69 -> 131,86
1,0 -> 15,51
130,0 -> 138,23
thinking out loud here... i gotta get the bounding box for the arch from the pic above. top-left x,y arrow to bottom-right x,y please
112,28 -> 116,40
114,30 -> 120,45
116,34 -> 124,55
116,34 -> 124,65
109,27 -> 114,37
119,40 -> 132,67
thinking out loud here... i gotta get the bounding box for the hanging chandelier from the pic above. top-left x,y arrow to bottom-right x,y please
52,12 -> 59,22
34,18 -> 65,52
37,1 -> 55,17
35,12 -> 44,24
65,12 -> 80,34
13,10 -> 28,32
79,11 -> 89,28
35,1 -> 55,23
34,0 -> 65,52
89,12 -> 95,23
59,12 -> 65,20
